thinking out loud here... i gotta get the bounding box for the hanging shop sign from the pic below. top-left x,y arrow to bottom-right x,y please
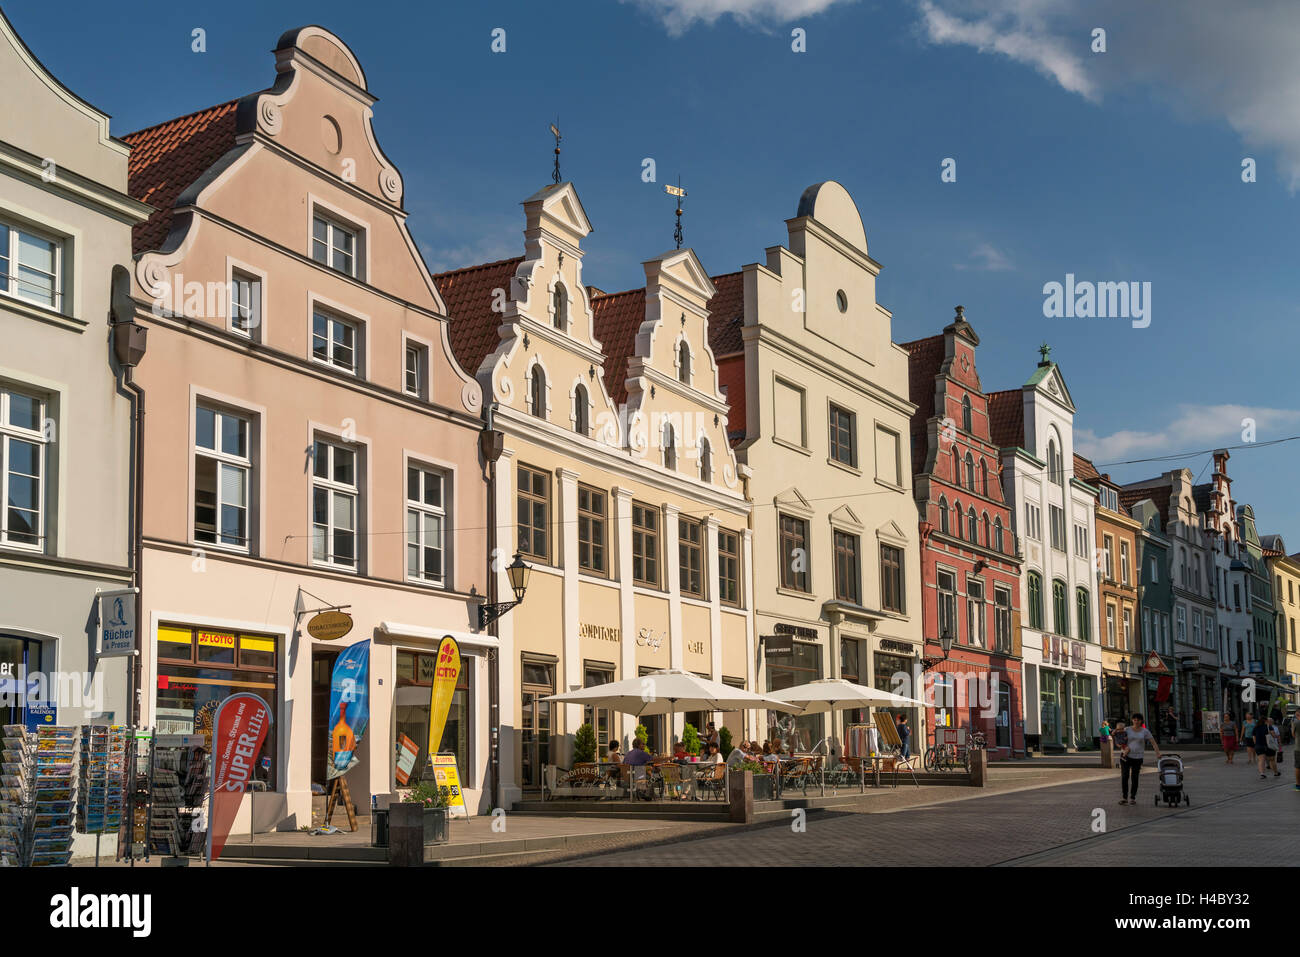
327,640 -> 370,780
763,633 -> 794,657
307,610 -> 354,642
207,692 -> 274,863
426,636 -> 461,759
96,588 -> 138,658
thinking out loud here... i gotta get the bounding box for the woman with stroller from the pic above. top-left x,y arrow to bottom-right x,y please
1119,713 -> 1161,805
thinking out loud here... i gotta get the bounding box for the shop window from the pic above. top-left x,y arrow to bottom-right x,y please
582,664 -> 615,756
155,624 -> 279,789
766,642 -> 822,750
395,648 -> 472,786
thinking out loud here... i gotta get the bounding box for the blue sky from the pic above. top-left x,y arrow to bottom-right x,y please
11,0 -> 1297,545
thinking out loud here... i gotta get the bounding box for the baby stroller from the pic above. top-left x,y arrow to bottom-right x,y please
1154,753 -> 1189,807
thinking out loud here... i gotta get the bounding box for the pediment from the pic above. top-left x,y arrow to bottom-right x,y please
876,519 -> 909,543
774,486 -> 813,516
525,181 -> 593,239
647,248 -> 717,301
828,504 -> 863,530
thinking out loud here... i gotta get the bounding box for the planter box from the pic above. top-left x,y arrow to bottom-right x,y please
422,806 -> 449,845
752,773 -> 776,802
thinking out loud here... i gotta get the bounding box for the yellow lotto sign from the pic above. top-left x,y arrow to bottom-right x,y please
426,636 -> 461,762
433,753 -> 467,818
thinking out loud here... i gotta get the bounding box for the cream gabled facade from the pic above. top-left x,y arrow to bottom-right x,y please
125,28 -> 490,826
0,10 -> 149,745
709,181 -> 923,753
437,182 -> 752,805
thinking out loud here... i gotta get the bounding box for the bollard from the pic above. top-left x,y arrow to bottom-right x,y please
969,748 -> 988,787
728,769 -> 754,824
1100,738 -> 1114,769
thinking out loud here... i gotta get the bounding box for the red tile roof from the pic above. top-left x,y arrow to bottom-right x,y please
1073,453 -> 1101,485
705,272 -> 745,357
590,287 -> 647,407
432,257 -> 524,378
1119,483 -> 1172,525
986,389 -> 1025,450
123,100 -> 241,255
716,354 -> 747,445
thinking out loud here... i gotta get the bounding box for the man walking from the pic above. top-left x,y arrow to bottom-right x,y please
1119,713 -> 1161,805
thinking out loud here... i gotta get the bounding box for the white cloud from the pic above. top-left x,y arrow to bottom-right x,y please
913,0 -> 1300,190
955,241 -> 1013,271
625,0 -> 854,35
1076,404 -> 1300,465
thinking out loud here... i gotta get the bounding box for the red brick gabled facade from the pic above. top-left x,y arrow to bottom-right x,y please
903,307 -> 1024,758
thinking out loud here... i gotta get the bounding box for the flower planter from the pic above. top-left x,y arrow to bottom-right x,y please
752,773 -> 776,802
422,806 -> 449,845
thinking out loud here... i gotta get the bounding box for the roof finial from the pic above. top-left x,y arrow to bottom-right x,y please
955,304 -> 965,321
549,119 -> 562,185
666,177 -> 687,249
1038,341 -> 1051,365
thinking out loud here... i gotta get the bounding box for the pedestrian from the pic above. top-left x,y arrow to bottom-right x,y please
1221,711 -> 1237,765
1253,715 -> 1273,780
1265,717 -> 1281,777
1119,713 -> 1160,805
1243,712 -> 1257,764
1164,706 -> 1178,743
896,713 -> 912,761
1099,718 -> 1112,741
1291,713 -> 1300,792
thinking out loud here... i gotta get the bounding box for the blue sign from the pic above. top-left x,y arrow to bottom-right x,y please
327,640 -> 370,779
24,703 -> 56,732
1250,661 -> 1264,674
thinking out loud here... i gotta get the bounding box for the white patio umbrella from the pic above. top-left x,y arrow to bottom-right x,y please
769,677 -> 926,715
542,668 -> 801,716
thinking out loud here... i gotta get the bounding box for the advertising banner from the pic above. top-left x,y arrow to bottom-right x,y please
395,733 -> 420,786
426,636 -> 461,761
433,753 -> 467,818
207,693 -> 273,863
327,640 -> 371,779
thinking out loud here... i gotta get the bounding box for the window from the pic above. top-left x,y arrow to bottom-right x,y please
1120,541 -> 1131,585
404,343 -> 427,398
1047,438 -> 1063,486
938,496 -> 950,535
1049,505 -> 1065,551
406,465 -> 446,586
517,464 -> 550,562
833,530 -> 860,604
1053,579 -> 1068,636
573,384 -> 589,436
0,386 -> 46,548
678,340 -> 691,383
1103,535 -> 1114,580
662,421 -> 676,470
679,517 -> 704,597
230,271 -> 260,337
1100,487 -> 1119,511
699,438 -> 712,483
981,513 -> 990,547
1105,603 -> 1116,648
718,529 -> 741,607
953,500 -> 963,539
961,395 -> 972,433
1075,523 -> 1088,557
994,585 -> 1012,653
575,485 -> 606,575
994,517 -> 1004,553
875,426 -> 901,485
881,544 -> 904,613
194,405 -> 250,550
311,213 -> 357,276
1193,555 -> 1201,593
778,514 -> 809,592
552,284 -> 568,329
1026,503 -> 1041,541
967,507 -> 978,543
311,438 -> 358,569
632,503 -> 659,587
967,579 -> 986,647
964,453 -> 975,492
938,570 -> 957,639
1076,587 -> 1091,642
396,648 -> 472,786
582,664 -> 614,758
1027,572 -> 1043,630
312,310 -> 359,374
1176,605 -> 1186,644
980,460 -> 989,497
0,221 -> 61,310
1150,554 -> 1159,583
1122,608 -> 1132,651
529,366 -> 547,419
1192,611 -> 1201,647
829,404 -> 855,467
773,378 -> 806,447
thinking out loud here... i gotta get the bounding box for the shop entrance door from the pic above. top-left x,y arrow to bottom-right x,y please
0,635 -> 42,727
311,649 -> 340,792
520,659 -> 554,790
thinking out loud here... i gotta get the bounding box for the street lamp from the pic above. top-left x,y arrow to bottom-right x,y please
479,553 -> 532,628
921,630 -> 954,672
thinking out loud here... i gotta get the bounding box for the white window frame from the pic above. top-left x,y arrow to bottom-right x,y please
1122,607 -> 1133,651
0,218 -> 63,312
402,334 -> 431,400
193,404 -> 252,552
1120,541 -> 1130,585
311,306 -> 363,376
311,437 -> 360,571
406,463 -> 447,587
227,259 -> 266,339
967,577 -> 987,648
0,386 -> 46,550
1105,603 -> 1116,648
311,211 -> 359,278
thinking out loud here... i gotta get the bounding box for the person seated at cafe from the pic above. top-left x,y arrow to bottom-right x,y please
701,742 -> 724,764
761,741 -> 773,756
703,722 -> 721,751
673,740 -> 690,760
623,737 -> 655,766
727,741 -> 749,767
606,740 -> 622,764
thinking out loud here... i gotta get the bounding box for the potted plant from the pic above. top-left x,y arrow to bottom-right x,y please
635,722 -> 650,749
719,726 -> 733,757
735,759 -> 775,801
401,781 -> 451,845
573,722 -> 597,764
681,723 -> 701,759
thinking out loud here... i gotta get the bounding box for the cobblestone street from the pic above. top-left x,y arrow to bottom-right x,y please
550,752 -> 1300,866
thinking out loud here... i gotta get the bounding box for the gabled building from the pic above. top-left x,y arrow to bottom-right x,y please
988,346 -> 1100,752
1119,490 -> 1175,724
1261,536 -> 1300,695
902,308 -> 1023,757
707,181 -> 923,754
124,27 -> 491,824
435,182 -> 752,804
1238,504 -> 1279,694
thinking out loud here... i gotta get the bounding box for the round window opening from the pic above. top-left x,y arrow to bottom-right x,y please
836,290 -> 848,313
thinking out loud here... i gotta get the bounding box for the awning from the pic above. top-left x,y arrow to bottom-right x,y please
377,622 -> 500,650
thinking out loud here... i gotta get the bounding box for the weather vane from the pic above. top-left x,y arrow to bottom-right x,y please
665,177 -> 687,249
550,119 -> 562,185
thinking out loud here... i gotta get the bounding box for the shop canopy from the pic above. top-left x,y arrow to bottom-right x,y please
542,668 -> 801,717
768,677 -> 926,714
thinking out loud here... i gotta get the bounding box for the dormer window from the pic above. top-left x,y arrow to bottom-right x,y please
678,341 -> 691,384
552,284 -> 568,330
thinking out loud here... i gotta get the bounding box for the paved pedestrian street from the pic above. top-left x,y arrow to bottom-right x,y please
553,753 -> 1300,866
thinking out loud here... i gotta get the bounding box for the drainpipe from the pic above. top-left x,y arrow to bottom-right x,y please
111,265 -> 147,727
478,402 -> 505,809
